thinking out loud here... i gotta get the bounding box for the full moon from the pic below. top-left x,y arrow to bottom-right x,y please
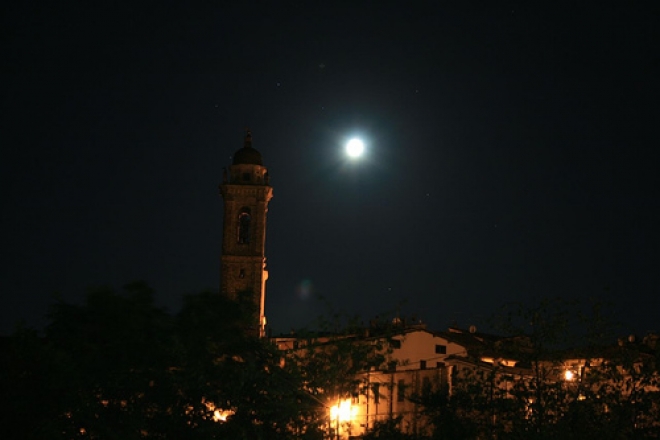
346,138 -> 365,158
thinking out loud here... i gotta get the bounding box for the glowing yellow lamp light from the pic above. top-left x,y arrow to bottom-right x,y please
330,399 -> 357,423
213,409 -> 234,422
564,370 -> 575,381
204,399 -> 235,423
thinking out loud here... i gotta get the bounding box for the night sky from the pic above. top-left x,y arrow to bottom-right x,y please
2,3 -> 658,336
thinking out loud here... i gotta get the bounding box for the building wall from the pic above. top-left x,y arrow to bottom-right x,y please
389,329 -> 468,370
275,328 -> 466,438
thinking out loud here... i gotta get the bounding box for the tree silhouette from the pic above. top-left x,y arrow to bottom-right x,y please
1,283 -> 323,439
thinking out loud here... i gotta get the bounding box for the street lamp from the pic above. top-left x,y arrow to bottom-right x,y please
329,399 -> 356,439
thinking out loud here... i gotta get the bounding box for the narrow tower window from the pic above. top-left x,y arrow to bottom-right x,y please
238,209 -> 251,244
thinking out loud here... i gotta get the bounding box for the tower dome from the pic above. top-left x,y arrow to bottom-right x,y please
232,131 -> 263,165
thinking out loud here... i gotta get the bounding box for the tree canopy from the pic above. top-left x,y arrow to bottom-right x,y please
0,282 -> 324,439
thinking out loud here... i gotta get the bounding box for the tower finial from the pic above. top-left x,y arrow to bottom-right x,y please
244,129 -> 252,148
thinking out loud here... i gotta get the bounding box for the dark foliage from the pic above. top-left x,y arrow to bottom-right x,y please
0,282 -> 323,439
361,416 -> 415,440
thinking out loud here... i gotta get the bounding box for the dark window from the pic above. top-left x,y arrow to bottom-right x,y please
397,379 -> 405,402
239,269 -> 245,279
242,172 -> 251,181
420,360 -> 426,370
435,344 -> 447,354
373,383 -> 380,404
391,339 -> 401,349
422,377 -> 431,394
238,210 -> 251,243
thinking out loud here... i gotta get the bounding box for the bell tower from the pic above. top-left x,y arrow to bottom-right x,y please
219,130 -> 273,337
